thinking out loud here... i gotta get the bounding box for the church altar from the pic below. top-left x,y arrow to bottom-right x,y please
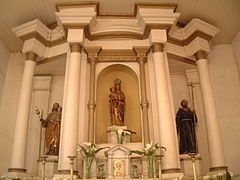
6,1 -> 231,180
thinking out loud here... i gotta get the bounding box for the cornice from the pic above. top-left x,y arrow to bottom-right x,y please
168,18 -> 220,46
55,2 -> 179,41
56,1 -> 99,14
12,19 -> 66,47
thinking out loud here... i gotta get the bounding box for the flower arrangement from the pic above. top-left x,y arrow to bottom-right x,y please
111,126 -> 136,144
131,141 -> 166,178
77,142 -> 109,179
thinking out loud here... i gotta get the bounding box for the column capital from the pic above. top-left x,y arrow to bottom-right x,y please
70,43 -> 82,52
152,43 -> 164,53
194,50 -> 207,60
84,46 -> 102,62
133,46 -> 150,63
26,52 -> 37,62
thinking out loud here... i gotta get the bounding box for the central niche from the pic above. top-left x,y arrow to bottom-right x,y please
95,64 -> 142,143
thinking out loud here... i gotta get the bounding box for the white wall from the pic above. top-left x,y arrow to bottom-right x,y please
208,44 -> 240,175
48,76 -> 64,111
0,53 -> 25,176
0,40 -> 10,107
232,30 -> 240,74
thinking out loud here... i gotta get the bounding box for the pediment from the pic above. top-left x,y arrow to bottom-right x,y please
105,145 -> 131,157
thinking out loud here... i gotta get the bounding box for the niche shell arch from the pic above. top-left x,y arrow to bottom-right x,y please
95,64 -> 142,144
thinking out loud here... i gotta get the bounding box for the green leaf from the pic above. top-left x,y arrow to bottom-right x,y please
130,150 -> 145,155
78,145 -> 90,156
226,171 -> 231,180
94,147 -> 110,154
124,129 -> 136,134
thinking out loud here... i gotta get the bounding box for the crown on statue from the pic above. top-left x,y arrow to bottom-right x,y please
114,78 -> 121,85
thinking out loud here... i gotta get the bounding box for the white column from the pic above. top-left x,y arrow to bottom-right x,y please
84,46 -> 102,142
151,43 -> 180,173
163,52 -> 180,168
133,46 -> 150,145
195,51 -> 227,171
8,52 -> 37,172
58,44 -> 82,171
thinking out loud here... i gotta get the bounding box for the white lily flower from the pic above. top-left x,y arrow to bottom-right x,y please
84,142 -> 92,146
146,143 -> 152,150
118,129 -> 123,134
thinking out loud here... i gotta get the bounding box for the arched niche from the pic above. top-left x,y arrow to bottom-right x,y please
95,64 -> 142,144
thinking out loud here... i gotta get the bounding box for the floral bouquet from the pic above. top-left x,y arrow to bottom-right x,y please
77,142 -> 109,178
111,126 -> 136,144
131,141 -> 166,178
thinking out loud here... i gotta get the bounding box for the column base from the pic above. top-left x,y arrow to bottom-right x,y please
162,171 -> 184,180
54,170 -> 79,180
203,166 -> 234,180
6,170 -> 31,179
8,168 -> 27,173
209,166 -> 228,172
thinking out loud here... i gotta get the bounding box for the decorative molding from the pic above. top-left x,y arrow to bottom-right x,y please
134,3 -> 177,15
168,18 -> 220,45
22,38 -> 46,58
70,43 -> 82,52
195,50 -> 207,60
57,169 -> 78,174
98,49 -> 137,62
209,166 -> 228,172
8,168 -> 27,173
152,43 -> 164,53
168,30 -> 212,46
167,53 -> 196,65
33,76 -> 52,91
162,168 -> 181,173
55,1 -> 99,13
12,19 -> 65,47
26,52 -> 37,61
133,46 -> 150,63
98,56 -> 136,62
185,37 -> 210,57
37,53 -> 66,65
185,69 -> 199,85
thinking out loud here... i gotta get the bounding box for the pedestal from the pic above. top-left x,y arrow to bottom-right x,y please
203,170 -> 235,180
6,172 -> 31,179
38,155 -> 58,178
107,126 -> 130,144
105,145 -> 131,179
180,154 -> 202,177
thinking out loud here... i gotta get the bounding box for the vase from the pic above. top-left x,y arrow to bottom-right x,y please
116,134 -> 124,144
85,156 -> 94,179
147,155 -> 155,178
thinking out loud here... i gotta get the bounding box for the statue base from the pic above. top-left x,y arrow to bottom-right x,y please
107,125 -> 130,144
180,154 -> 202,177
38,155 -> 58,178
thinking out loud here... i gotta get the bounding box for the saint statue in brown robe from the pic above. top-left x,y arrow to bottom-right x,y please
42,103 -> 62,155
109,79 -> 126,126
176,99 -> 197,154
